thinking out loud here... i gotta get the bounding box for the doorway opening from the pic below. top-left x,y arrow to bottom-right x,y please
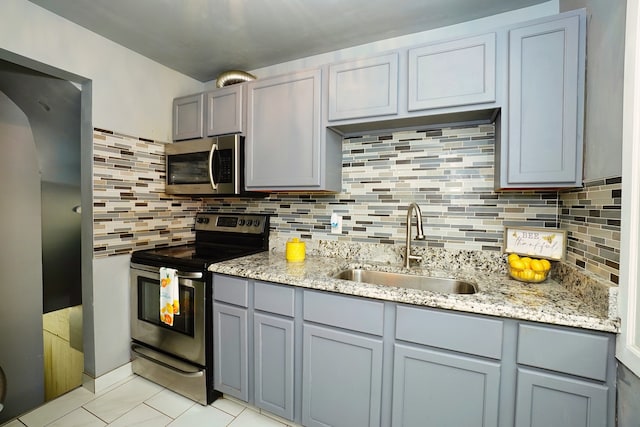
0,55 -> 92,422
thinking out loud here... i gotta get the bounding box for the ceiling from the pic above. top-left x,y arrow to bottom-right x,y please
28,0 -> 550,82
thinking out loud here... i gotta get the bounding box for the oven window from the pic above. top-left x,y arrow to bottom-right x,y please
167,152 -> 210,185
137,277 -> 195,336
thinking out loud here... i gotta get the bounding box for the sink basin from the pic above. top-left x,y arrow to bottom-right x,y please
333,269 -> 477,294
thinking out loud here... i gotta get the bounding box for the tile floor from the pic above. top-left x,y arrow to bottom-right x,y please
1,375 -> 301,427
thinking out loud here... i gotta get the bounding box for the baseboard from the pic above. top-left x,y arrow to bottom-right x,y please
82,362 -> 133,394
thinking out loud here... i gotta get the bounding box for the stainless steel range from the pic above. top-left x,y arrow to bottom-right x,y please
130,212 -> 270,405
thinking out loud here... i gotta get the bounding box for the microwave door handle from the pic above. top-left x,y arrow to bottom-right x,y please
208,143 -> 218,190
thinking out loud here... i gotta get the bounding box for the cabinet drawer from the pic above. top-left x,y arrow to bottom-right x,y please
303,291 -> 384,336
396,305 -> 503,359
517,324 -> 610,381
213,275 -> 249,307
254,281 -> 295,317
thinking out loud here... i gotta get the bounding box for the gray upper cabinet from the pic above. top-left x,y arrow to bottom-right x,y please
246,68 -> 342,192
172,93 -> 204,141
497,11 -> 585,189
206,84 -> 244,136
408,32 -> 496,111
328,52 -> 399,121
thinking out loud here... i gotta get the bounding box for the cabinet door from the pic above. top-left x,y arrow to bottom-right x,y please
173,93 -> 204,141
246,69 -> 322,189
302,324 -> 383,427
328,52 -> 398,121
206,85 -> 244,136
392,343 -> 500,427
213,302 -> 248,401
408,33 -> 496,111
254,313 -> 294,420
506,14 -> 583,186
515,368 -> 608,427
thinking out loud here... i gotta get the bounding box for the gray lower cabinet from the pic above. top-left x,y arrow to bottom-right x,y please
302,324 -> 383,427
497,10 -> 586,189
210,275 -> 615,427
254,313 -> 294,420
514,323 -> 615,427
514,368 -> 608,427
253,280 -> 296,420
302,290 -> 385,427
393,305 -> 503,427
212,302 -> 248,401
392,343 -> 501,426
212,275 -> 249,401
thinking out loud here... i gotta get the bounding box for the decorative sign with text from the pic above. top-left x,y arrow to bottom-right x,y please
503,227 -> 566,260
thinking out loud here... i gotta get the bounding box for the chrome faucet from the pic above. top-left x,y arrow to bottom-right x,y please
405,203 -> 426,268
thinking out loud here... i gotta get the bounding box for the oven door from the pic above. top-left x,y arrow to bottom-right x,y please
130,263 -> 206,366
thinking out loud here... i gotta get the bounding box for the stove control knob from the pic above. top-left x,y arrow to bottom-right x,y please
197,217 -> 209,224
253,219 -> 261,227
238,219 -> 245,226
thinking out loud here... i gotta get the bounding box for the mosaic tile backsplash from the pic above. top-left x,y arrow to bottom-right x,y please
93,129 -> 200,256
91,126 -> 621,290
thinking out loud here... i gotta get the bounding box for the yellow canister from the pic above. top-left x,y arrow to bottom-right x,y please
286,238 -> 306,262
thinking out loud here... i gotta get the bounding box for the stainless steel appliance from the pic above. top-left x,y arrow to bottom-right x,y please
130,212 -> 270,404
165,134 -> 255,196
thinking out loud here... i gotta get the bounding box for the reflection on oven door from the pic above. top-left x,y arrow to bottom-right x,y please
130,267 -> 207,367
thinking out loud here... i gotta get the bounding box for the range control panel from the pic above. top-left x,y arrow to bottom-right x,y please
194,213 -> 269,234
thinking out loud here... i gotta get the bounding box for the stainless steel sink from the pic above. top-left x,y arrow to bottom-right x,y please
334,269 -> 477,294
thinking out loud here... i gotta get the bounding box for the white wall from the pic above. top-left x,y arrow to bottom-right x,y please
92,254 -> 132,377
0,0 -> 204,142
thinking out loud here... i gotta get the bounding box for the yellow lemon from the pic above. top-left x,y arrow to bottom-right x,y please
510,260 -> 525,271
520,257 -> 532,269
520,269 -> 535,281
533,272 -> 546,282
540,259 -> 551,271
530,259 -> 545,273
507,253 -> 520,264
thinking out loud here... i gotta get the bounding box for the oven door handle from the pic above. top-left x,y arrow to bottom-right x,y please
177,271 -> 203,280
130,263 -> 203,280
131,344 -> 204,378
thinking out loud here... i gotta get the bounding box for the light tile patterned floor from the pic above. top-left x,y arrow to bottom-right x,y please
1,375 -> 300,427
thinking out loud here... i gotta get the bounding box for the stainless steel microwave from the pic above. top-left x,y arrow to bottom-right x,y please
165,134 -> 251,196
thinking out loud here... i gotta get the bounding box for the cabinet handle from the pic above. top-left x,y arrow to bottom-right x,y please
208,144 -> 219,190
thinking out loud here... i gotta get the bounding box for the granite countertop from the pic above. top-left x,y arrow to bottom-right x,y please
208,251 -> 620,333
